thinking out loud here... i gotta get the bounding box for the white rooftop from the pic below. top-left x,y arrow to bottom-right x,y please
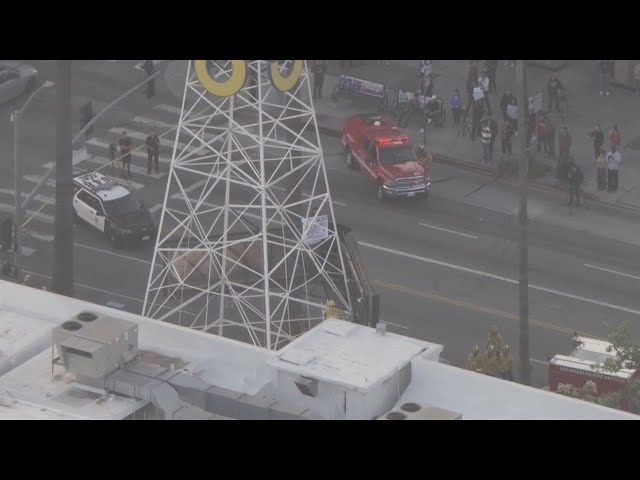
0,280 -> 637,420
270,319 -> 441,392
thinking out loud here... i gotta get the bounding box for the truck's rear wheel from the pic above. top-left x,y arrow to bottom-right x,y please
345,149 -> 355,169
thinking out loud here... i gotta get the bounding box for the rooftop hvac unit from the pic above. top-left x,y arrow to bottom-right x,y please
52,311 -> 138,379
376,402 -> 462,420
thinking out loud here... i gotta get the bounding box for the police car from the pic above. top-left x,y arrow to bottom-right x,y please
73,172 -> 155,249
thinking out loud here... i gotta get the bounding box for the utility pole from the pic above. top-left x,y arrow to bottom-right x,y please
516,60 -> 531,386
52,60 -> 73,296
13,109 -> 22,281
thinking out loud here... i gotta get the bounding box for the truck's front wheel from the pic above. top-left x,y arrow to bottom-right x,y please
345,149 -> 355,169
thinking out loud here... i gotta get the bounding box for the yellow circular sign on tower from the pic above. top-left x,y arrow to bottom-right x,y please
193,60 -> 303,97
194,60 -> 247,97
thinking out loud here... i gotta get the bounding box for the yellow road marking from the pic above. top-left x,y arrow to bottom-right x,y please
375,280 -> 604,340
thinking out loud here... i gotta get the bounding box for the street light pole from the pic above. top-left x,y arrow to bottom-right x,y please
516,60 -> 531,386
13,80 -> 54,281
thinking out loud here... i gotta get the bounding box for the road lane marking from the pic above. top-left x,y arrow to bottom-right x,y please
149,204 -> 163,214
584,263 -> 640,281
375,280 -> 602,339
74,242 -> 152,265
418,222 -> 478,239
464,201 -> 513,215
361,241 -> 640,317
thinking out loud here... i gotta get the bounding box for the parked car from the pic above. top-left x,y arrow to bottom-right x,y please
0,61 -> 38,104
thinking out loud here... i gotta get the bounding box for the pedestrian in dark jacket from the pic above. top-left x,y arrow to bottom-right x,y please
450,89 -> 463,124
567,161 -> 584,206
470,97 -> 484,141
536,114 -> 546,153
557,126 -> 572,180
599,60 -> 614,95
595,148 -> 607,190
500,89 -> 515,121
588,124 -> 604,159
312,60 -> 327,99
488,114 -> 498,152
501,119 -> 514,158
544,117 -> 556,159
547,74 -> 564,112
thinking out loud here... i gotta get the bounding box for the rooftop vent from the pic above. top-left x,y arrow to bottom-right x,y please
76,312 -> 97,322
62,321 -> 83,331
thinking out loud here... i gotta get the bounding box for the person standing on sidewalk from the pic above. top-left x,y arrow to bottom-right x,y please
536,114 -> 546,153
489,114 -> 498,160
558,126 -> 572,159
606,145 -> 621,192
481,117 -> 493,165
145,129 -> 160,175
500,89 -> 515,121
466,61 -> 479,109
450,89 -> 463,124
599,60 -> 614,96
485,60 -> 498,94
312,60 -> 327,99
595,147 -> 607,190
547,74 -> 564,112
501,118 -> 514,159
506,98 -> 519,134
470,95 -> 485,141
567,160 -> 584,206
478,71 -> 492,115
609,124 -> 621,149
119,130 -> 132,179
588,124 -> 604,159
544,116 -> 556,159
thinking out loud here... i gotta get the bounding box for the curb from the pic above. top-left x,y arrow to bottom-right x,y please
317,122 -> 640,215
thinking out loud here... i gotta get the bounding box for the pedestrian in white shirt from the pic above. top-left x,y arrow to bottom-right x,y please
606,145 -> 621,192
478,72 -> 492,115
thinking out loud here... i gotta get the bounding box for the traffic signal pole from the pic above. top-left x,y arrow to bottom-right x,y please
52,60 -> 74,296
20,67 -> 162,215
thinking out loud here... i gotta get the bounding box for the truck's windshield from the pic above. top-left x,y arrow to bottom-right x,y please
378,145 -> 416,165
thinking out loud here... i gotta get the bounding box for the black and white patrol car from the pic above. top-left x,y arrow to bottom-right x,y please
73,172 -> 155,249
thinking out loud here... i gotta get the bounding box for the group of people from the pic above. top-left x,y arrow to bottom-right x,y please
590,124 -> 622,193
466,325 -> 513,381
109,129 -> 161,179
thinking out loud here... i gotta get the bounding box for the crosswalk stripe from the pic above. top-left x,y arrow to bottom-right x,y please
154,104 -> 182,116
131,115 -> 176,129
23,231 -> 54,242
149,204 -> 163,214
0,188 -> 52,205
86,138 -> 172,165
0,203 -> 55,224
86,156 -> 165,180
133,60 -> 164,71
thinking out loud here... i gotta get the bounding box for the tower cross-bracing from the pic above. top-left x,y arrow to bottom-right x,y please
143,60 -> 352,350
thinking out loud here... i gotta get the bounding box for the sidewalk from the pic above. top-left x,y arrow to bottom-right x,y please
312,60 -> 640,214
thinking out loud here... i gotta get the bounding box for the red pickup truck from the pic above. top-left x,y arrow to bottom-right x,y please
342,113 -> 430,201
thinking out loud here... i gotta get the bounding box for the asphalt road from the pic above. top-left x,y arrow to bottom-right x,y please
2,60 -> 640,389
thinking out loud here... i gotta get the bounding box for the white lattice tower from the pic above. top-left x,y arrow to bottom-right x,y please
142,61 -> 352,350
